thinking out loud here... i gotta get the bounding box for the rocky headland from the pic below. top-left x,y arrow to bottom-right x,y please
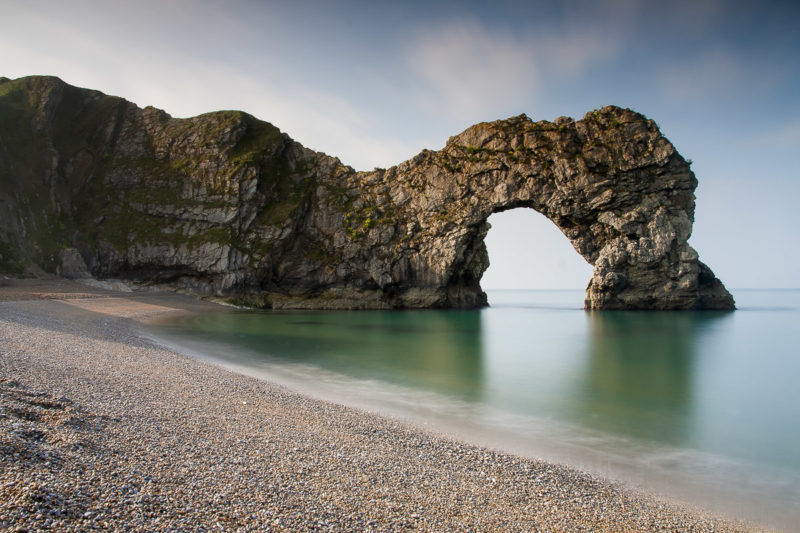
0,76 -> 734,310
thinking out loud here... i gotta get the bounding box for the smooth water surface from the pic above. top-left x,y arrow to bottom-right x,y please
149,289 -> 800,529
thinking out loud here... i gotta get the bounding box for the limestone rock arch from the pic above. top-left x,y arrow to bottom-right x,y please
314,107 -> 735,310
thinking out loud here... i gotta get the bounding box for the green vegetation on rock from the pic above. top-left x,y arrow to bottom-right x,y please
0,239 -> 26,275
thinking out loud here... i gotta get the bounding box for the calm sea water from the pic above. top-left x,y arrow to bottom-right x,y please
148,289 -> 800,530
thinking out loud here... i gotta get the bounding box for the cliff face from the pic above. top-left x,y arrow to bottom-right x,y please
0,76 -> 734,310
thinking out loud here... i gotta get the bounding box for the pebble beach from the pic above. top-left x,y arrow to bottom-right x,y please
0,279 -> 769,532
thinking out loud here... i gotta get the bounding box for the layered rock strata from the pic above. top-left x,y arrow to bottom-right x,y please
0,76 -> 734,309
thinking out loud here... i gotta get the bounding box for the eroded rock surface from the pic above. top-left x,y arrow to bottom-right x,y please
0,76 -> 734,309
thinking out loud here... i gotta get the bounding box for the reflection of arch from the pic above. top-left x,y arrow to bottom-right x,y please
571,311 -> 731,444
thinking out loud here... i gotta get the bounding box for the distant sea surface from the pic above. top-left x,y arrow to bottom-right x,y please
148,289 -> 800,530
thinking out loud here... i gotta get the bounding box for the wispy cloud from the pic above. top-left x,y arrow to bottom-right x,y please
405,21 -> 540,116
658,49 -> 781,103
742,118 -> 800,150
404,13 -> 629,118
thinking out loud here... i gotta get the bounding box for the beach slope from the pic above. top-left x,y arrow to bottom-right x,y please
0,280 -> 761,531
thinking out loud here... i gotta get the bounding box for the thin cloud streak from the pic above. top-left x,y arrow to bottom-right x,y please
658,48 -> 784,104
743,118 -> 800,150
405,20 -> 541,116
403,13 -> 630,119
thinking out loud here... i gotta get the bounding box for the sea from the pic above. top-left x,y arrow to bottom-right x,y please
147,289 -> 800,530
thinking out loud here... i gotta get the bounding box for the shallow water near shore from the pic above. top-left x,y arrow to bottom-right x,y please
148,289 -> 800,530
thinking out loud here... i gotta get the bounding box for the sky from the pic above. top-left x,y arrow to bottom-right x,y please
1,0 -> 798,289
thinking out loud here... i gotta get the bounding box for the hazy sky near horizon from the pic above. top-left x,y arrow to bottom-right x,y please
2,0 -> 798,289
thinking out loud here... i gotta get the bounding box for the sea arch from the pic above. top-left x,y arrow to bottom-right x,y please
343,107 -> 735,310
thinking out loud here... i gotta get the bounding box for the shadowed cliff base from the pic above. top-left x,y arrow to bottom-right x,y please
0,75 -> 734,310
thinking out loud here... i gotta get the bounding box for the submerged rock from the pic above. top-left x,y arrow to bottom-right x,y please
0,76 -> 734,310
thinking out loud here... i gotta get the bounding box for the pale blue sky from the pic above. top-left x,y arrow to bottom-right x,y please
2,0 -> 798,288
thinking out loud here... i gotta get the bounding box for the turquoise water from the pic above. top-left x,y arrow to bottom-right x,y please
149,289 -> 800,529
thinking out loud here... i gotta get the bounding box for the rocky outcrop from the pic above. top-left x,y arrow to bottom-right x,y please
57,248 -> 91,279
0,76 -> 734,309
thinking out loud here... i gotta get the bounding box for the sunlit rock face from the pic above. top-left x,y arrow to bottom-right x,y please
0,75 -> 734,310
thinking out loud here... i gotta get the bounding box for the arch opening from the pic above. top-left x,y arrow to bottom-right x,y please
480,208 -> 594,307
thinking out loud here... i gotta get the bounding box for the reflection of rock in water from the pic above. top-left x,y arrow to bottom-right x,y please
334,311 -> 487,402
572,312 -> 729,445
174,310 -> 487,402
